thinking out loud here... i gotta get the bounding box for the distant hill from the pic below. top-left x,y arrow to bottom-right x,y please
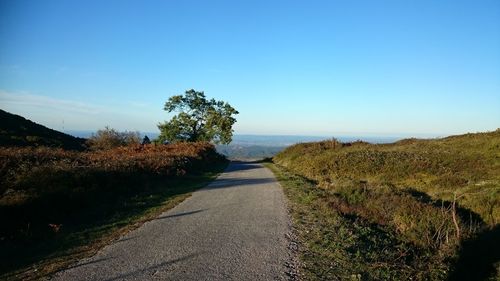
0,109 -> 86,150
216,134 -> 405,160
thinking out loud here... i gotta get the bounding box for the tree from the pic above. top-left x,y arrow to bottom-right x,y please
86,126 -> 141,150
157,89 -> 239,144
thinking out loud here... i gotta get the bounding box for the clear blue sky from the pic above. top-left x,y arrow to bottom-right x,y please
1,0 -> 499,137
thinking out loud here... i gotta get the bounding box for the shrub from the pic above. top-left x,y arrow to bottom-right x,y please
86,127 -> 141,150
0,142 -> 225,201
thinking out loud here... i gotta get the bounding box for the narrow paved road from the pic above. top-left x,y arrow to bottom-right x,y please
53,162 -> 291,281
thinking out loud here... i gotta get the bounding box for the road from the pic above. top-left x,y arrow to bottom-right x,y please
52,162 -> 293,281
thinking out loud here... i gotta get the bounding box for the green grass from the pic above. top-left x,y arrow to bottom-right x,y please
269,130 -> 500,280
267,163 -> 451,280
274,130 -> 500,226
0,162 -> 227,281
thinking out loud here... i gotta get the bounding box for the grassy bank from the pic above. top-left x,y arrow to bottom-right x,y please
0,142 -> 227,280
270,130 -> 500,280
273,130 -> 500,226
269,163 -> 500,280
269,163 -> 454,280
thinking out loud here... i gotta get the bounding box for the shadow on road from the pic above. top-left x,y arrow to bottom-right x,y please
225,162 -> 262,172
102,253 -> 202,281
54,257 -> 116,273
207,177 -> 276,189
155,209 -> 206,220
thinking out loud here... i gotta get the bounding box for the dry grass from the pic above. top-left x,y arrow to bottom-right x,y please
274,130 -> 500,225
268,164 -> 451,280
272,130 -> 500,280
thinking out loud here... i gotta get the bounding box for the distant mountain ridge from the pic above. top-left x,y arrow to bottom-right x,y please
0,109 -> 86,150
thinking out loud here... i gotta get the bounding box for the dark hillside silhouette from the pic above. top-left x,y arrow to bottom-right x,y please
0,109 -> 86,150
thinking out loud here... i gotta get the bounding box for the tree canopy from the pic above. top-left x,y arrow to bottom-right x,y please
157,89 -> 239,144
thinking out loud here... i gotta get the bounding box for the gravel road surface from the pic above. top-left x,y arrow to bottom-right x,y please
52,162 -> 292,281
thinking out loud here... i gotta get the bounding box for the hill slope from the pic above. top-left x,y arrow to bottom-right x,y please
274,130 -> 500,225
272,130 -> 500,280
0,109 -> 86,150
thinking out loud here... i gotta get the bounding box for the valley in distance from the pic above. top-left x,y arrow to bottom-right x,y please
67,130 -> 408,160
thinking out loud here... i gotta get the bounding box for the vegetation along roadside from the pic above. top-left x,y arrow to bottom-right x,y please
268,130 -> 500,281
0,142 -> 228,280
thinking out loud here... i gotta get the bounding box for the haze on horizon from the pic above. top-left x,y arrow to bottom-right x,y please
1,0 -> 499,138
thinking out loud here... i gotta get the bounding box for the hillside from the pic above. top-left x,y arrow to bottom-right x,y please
0,109 -> 86,150
271,130 -> 500,280
275,130 -> 500,225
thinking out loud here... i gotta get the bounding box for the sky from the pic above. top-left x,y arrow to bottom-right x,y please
1,0 -> 499,138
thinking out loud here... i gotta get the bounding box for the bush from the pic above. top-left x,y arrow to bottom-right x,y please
86,127 -> 141,150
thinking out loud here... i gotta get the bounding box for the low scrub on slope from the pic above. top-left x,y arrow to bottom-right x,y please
0,142 -> 226,278
272,130 -> 500,280
0,142 -> 221,196
274,130 -> 500,225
